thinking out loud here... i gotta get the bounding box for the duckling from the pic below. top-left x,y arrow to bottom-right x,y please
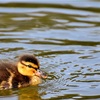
0,54 -> 47,90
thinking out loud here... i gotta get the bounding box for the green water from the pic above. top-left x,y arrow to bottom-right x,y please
0,0 -> 100,100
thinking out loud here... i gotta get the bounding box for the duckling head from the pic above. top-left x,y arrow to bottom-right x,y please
17,54 -> 47,85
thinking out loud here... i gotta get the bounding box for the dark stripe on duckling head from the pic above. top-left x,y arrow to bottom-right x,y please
20,61 -> 38,70
19,54 -> 39,67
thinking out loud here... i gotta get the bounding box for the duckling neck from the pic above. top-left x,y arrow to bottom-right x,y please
11,67 -> 30,88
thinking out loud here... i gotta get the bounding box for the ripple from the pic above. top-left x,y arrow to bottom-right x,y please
75,16 -> 100,23
0,27 -> 16,32
11,17 -> 33,21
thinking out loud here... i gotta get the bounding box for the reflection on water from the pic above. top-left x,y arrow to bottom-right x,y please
18,87 -> 41,100
0,0 -> 100,100
0,87 -> 41,100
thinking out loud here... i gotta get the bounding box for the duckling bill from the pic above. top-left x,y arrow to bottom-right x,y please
0,54 -> 47,90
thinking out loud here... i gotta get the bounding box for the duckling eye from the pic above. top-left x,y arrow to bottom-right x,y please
27,65 -> 38,70
27,65 -> 33,68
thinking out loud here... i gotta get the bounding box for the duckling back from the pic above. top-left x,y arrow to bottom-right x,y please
0,61 -> 30,89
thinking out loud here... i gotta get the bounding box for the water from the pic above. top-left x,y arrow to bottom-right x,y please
0,0 -> 100,100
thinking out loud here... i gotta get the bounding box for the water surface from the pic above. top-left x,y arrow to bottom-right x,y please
0,0 -> 100,100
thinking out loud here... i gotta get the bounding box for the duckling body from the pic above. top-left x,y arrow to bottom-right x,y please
0,54 -> 47,90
